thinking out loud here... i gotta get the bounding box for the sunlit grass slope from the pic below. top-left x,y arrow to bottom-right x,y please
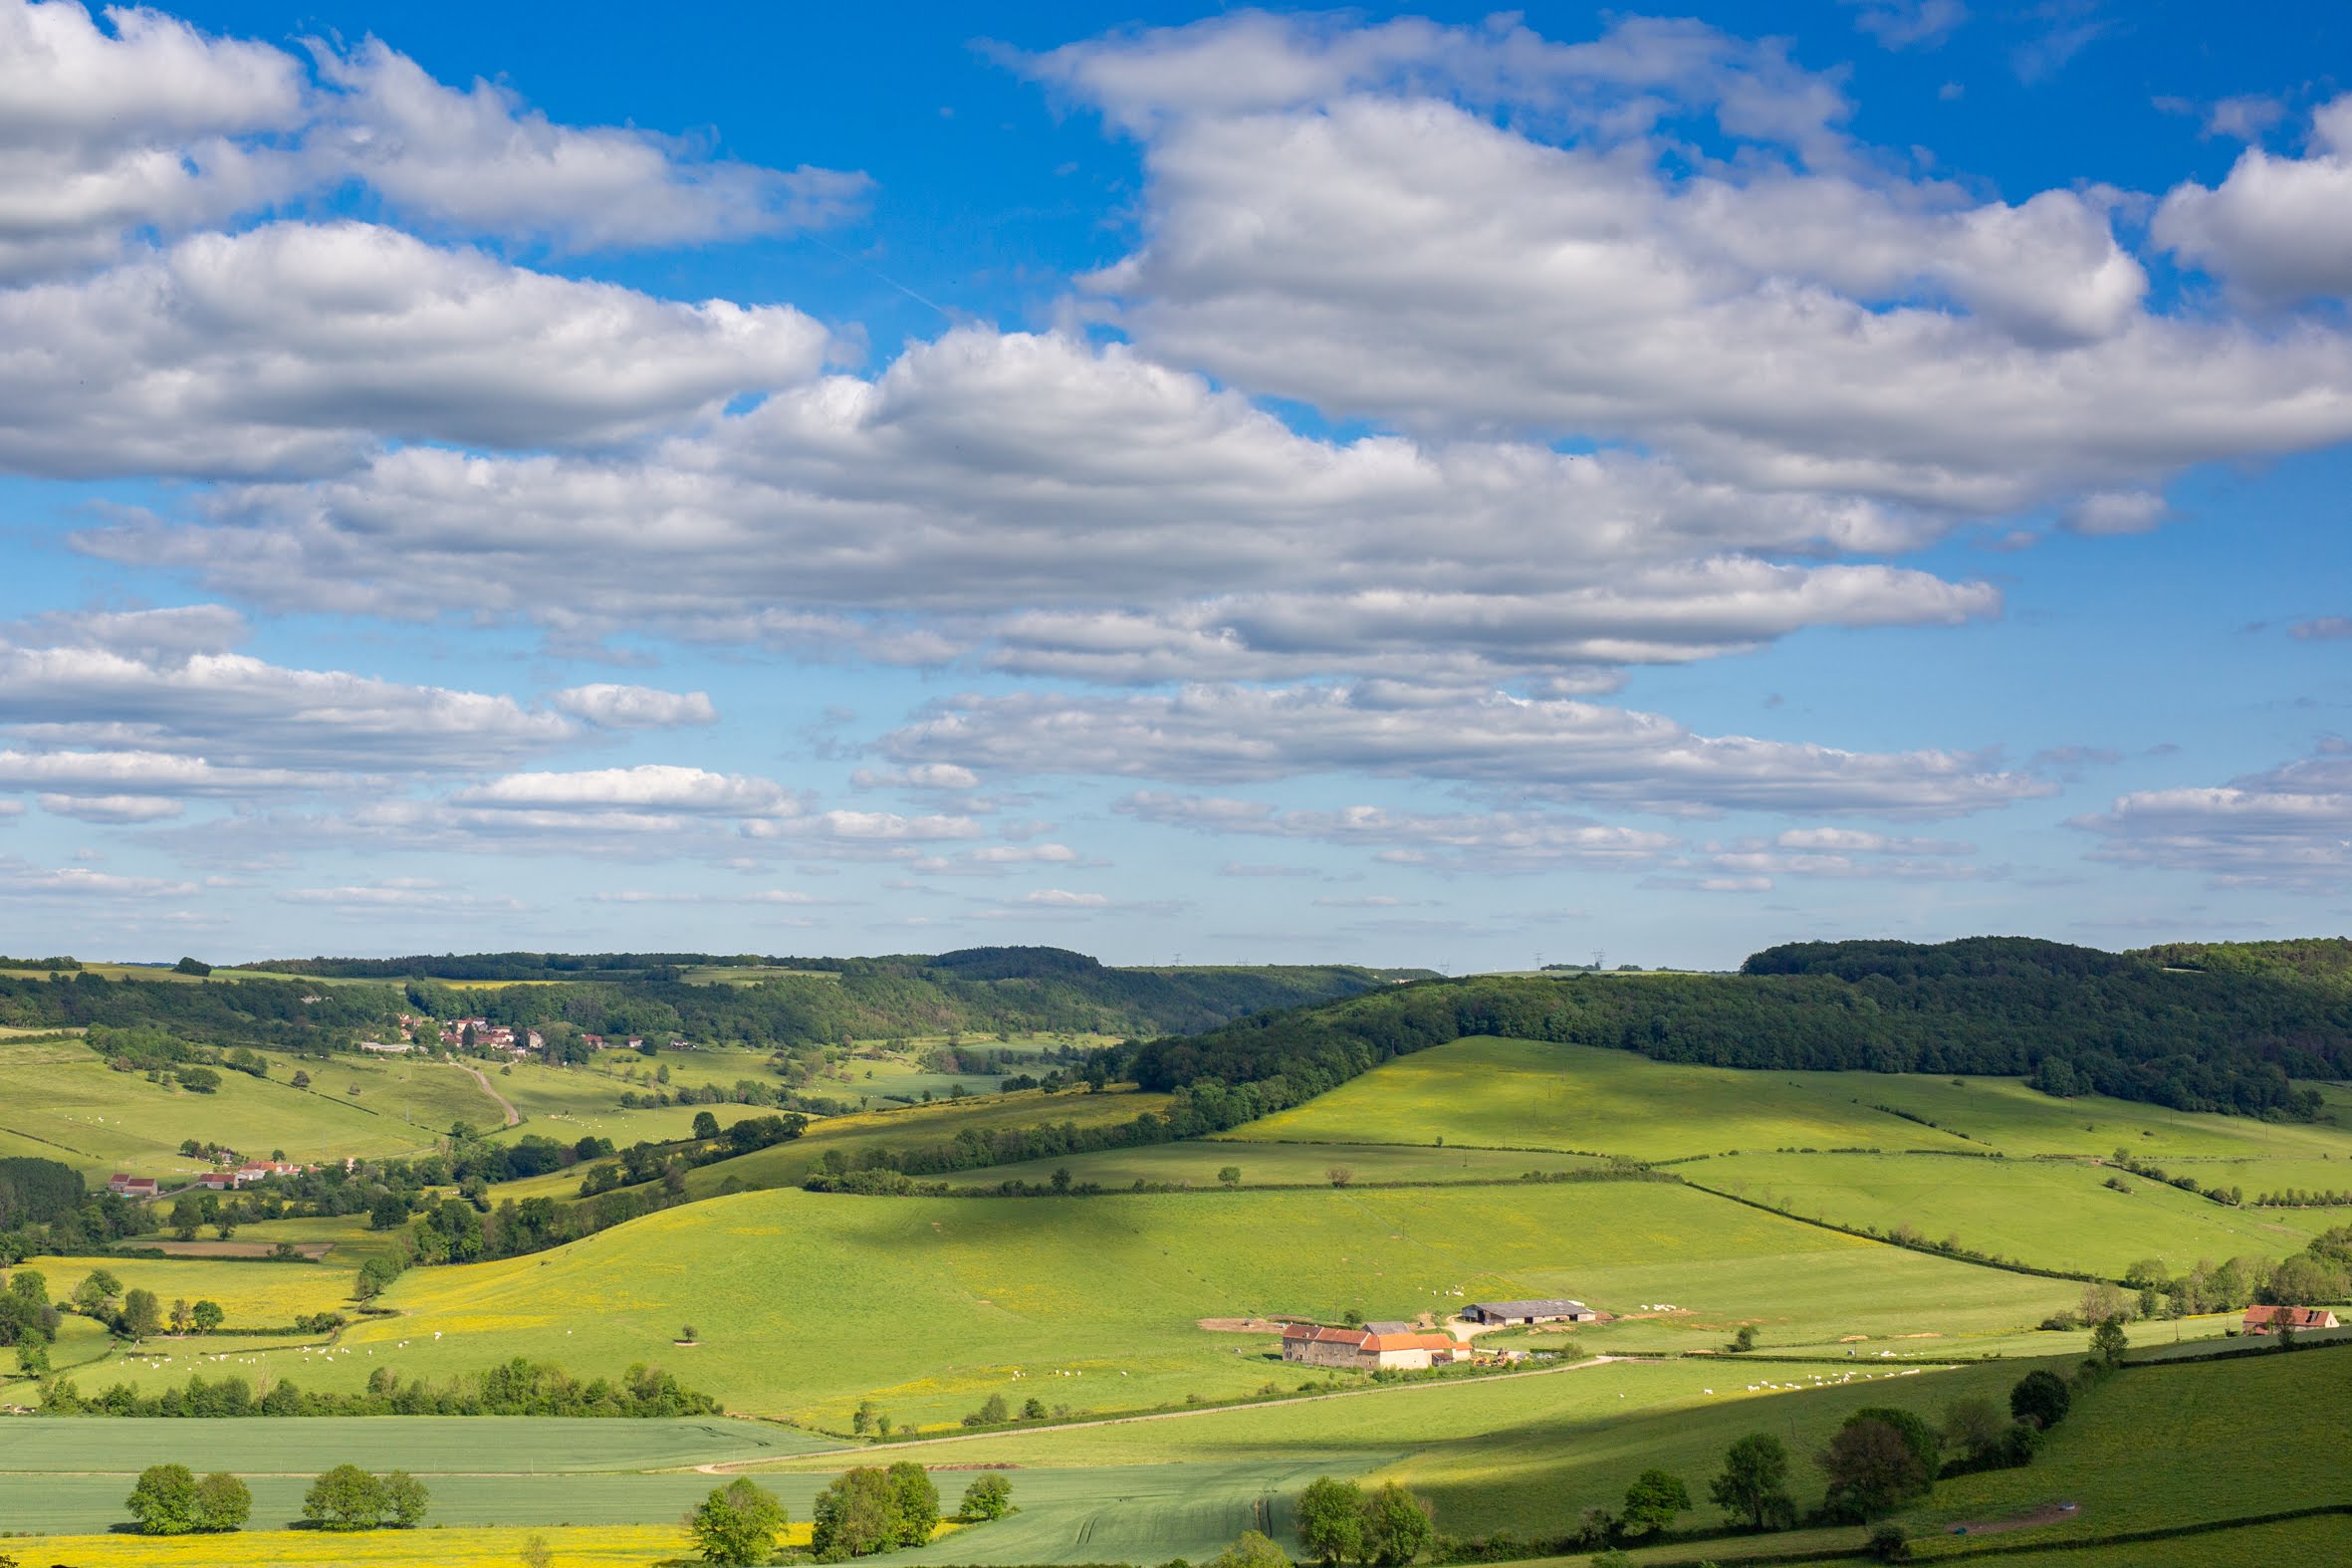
102,1183 -> 2070,1428
1226,1036 -> 2352,1164
1689,1150 -> 2344,1275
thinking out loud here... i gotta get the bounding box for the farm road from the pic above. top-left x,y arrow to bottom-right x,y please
455,1062 -> 522,1127
700,1354 -> 1642,1471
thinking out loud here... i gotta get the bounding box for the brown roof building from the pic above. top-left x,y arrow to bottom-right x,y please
1281,1323 -> 1464,1371
2242,1305 -> 2339,1333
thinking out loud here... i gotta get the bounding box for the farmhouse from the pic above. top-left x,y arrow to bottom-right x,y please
1280,1323 -> 1465,1370
2243,1305 -> 2340,1333
1466,1298 -> 1597,1326
105,1175 -> 158,1199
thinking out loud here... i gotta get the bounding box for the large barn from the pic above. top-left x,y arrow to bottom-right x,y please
1465,1298 -> 1596,1325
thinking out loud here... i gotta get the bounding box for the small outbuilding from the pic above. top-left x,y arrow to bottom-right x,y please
1466,1298 -> 1596,1326
2243,1305 -> 2339,1334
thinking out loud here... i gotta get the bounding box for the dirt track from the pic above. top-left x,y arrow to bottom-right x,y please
455,1061 -> 522,1127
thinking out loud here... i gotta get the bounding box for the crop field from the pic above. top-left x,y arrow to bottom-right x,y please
1,1524 -> 700,1567
1226,1037 -> 2352,1166
26,1182 -> 2071,1427
1685,1150 -> 2343,1275
956,1141 -> 1606,1190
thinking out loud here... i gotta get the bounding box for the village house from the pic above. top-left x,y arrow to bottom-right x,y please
196,1170 -> 237,1190
1465,1298 -> 1597,1326
2242,1305 -> 2339,1334
106,1175 -> 159,1199
1281,1323 -> 1465,1371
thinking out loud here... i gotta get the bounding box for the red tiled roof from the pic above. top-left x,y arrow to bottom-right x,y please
2244,1305 -> 2334,1329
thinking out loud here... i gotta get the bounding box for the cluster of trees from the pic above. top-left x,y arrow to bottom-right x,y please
682,1470 -> 1010,1567
121,1460 -> 431,1535
41,1357 -> 714,1418
124,1464 -> 251,1533
0,969 -> 400,1053
809,1462 -> 943,1560
1295,1478 -> 1437,1566
1118,938 -> 2347,1124
302,1464 -> 429,1529
0,1268 -> 59,1370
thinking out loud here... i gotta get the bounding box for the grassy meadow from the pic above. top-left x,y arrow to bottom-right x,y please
955,1141 -> 1607,1191
1226,1036 -> 2352,1165
1686,1150 -> 2344,1276
0,1043 -> 502,1179
35,1182 -> 2073,1428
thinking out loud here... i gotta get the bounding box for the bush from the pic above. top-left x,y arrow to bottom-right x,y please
1868,1522 -> 1913,1562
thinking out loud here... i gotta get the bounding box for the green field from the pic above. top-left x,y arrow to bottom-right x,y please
956,1141 -> 1608,1191
1906,1347 -> 2352,1553
0,1044 -> 502,1179
1685,1150 -> 2342,1276
34,1182 -> 2073,1429
1227,1037 -> 2352,1165
37,1253 -> 354,1325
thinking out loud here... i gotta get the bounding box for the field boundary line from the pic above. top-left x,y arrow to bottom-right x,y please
1673,1177 -> 2121,1285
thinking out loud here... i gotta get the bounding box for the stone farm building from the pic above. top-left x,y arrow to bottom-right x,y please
2243,1305 -> 2340,1333
1465,1298 -> 1597,1326
1282,1323 -> 1465,1371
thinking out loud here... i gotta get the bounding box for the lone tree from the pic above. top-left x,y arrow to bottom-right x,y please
692,1110 -> 722,1140
2010,1369 -> 2071,1430
1620,1468 -> 1692,1537
125,1463 -> 201,1535
689,1477 -> 788,1566
2089,1317 -> 2130,1369
118,1287 -> 163,1342
193,1471 -> 252,1532
887,1460 -> 940,1545
302,1463 -> 388,1529
1820,1416 -> 1932,1522
1219,1165 -> 1243,1189
812,1466 -> 901,1558
1711,1433 -> 1796,1530
960,1473 -> 1014,1521
382,1470 -> 429,1528
1358,1481 -> 1435,1566
1294,1476 -> 1364,1566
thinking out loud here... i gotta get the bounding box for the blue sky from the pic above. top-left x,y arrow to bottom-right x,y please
0,0 -> 2347,969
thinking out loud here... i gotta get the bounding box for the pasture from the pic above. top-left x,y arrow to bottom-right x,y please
956,1141 -> 1606,1190
41,1182 -> 2074,1427
1685,1150 -> 2343,1276
1226,1036 -> 2352,1167
1906,1346 -> 2352,1551
0,1047 -> 500,1179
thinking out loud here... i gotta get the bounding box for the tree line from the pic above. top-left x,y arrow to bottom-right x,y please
1119,938 -> 2348,1122
39,1356 -> 714,1418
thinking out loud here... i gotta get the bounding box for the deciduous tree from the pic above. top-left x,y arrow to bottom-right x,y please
689,1477 -> 787,1565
